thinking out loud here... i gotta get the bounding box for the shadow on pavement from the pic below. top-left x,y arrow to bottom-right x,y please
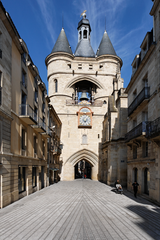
126,204 -> 160,240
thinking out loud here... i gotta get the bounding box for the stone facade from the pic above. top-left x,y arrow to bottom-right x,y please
0,2 -> 61,208
101,89 -> 128,187
125,0 -> 160,203
46,15 -> 127,183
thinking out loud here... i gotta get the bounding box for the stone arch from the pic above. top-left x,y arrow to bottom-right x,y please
65,75 -> 105,90
65,149 -> 98,167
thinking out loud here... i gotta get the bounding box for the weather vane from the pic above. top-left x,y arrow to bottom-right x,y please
80,10 -> 87,19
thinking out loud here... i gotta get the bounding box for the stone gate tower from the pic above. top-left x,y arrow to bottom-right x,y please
45,13 -> 124,181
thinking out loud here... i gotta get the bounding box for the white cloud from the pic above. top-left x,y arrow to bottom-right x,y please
72,0 -> 127,53
35,0 -> 56,44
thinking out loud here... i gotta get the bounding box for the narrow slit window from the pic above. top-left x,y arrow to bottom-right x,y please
54,79 -> 58,92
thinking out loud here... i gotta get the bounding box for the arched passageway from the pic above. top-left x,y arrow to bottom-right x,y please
75,160 -> 92,179
64,149 -> 98,181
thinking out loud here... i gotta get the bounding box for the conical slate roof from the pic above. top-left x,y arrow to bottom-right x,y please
52,28 -> 73,55
74,40 -> 95,58
96,31 -> 116,57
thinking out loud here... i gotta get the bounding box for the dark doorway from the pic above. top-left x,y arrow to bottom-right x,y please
75,160 -> 92,179
144,168 -> 149,195
40,166 -> 44,189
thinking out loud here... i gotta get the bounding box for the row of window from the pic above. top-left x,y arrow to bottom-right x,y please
67,63 -> 104,70
18,166 -> 44,193
133,167 -> 150,195
21,127 -> 45,158
133,142 -> 148,159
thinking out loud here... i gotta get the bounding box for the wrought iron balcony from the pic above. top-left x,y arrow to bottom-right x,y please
57,146 -> 62,155
146,117 -> 160,138
41,126 -> 52,138
125,121 -> 149,142
50,145 -> 58,154
128,87 -> 150,116
19,104 -> 37,125
32,118 -> 46,133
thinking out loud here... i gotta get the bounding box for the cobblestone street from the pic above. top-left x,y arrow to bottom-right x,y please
0,180 -> 160,240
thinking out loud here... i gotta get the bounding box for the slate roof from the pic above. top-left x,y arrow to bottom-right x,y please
78,18 -> 91,31
74,39 -> 95,58
96,31 -> 117,57
51,28 -> 73,55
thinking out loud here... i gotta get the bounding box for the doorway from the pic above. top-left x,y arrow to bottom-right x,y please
144,168 -> 150,195
75,160 -> 92,179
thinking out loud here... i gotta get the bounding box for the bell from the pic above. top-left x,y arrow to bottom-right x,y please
80,91 -> 88,101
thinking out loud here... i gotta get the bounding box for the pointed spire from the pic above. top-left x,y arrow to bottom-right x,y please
74,13 -> 95,58
96,31 -> 116,57
51,28 -> 73,55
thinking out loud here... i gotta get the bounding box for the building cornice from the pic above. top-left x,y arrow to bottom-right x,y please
150,0 -> 160,16
45,52 -> 74,66
126,43 -> 156,93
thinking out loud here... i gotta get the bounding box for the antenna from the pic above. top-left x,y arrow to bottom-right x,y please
105,16 -> 106,31
62,13 -> 64,29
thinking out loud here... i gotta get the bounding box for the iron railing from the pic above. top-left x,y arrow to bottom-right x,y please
146,117 -> 160,138
57,147 -> 61,154
19,104 -> 37,121
46,126 -> 52,136
125,121 -> 149,142
21,81 -> 27,90
128,87 -> 150,116
39,118 -> 46,131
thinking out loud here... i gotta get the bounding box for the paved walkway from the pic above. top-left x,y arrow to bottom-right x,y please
0,180 -> 160,240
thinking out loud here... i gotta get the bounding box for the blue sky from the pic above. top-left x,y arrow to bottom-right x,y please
3,0 -> 153,91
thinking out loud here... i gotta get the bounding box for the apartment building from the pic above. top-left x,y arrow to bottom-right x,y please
0,2 -> 61,208
48,105 -> 62,184
125,0 -> 160,203
101,88 -> 128,187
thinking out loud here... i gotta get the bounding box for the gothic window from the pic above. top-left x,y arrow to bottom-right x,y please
82,134 -> 87,144
103,100 -> 107,104
83,30 -> 87,39
54,79 -> 58,92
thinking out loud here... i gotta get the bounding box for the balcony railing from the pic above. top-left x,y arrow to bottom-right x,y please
146,117 -> 160,138
19,104 -> 37,125
19,104 -> 37,119
50,145 -> 57,154
39,118 -> 46,131
125,121 -> 149,142
57,147 -> 62,155
21,80 -> 27,89
128,87 -> 150,116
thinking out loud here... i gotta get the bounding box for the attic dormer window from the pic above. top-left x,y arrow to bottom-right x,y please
83,30 -> 87,39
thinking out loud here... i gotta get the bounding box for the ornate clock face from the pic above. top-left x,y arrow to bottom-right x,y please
80,115 -> 91,126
